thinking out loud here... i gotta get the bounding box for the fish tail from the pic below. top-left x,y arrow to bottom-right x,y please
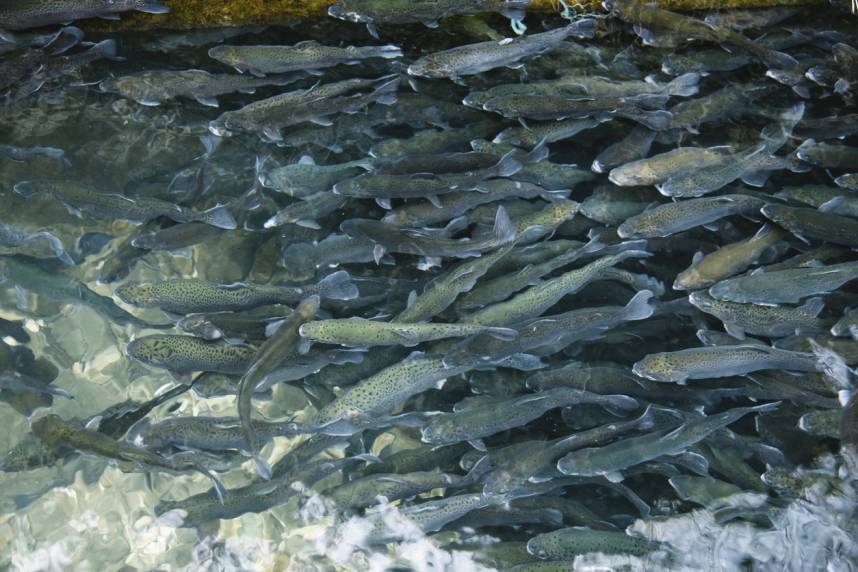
316,270 -> 359,301
490,206 -> 517,245
664,72 -> 701,97
91,39 -> 121,61
34,231 -> 73,265
197,204 -> 237,230
621,289 -> 655,322
493,148 -> 524,178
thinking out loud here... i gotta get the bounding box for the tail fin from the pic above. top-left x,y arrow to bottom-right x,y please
316,270 -> 359,300
197,204 -> 237,230
621,290 -> 655,322
664,72 -> 701,97
622,109 -> 672,131
492,149 -> 524,178
44,26 -> 83,55
490,206 -> 517,245
35,231 -> 73,265
91,39 -> 120,61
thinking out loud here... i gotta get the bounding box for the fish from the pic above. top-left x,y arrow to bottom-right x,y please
130,222 -> 226,251
261,155 -> 374,199
13,180 -> 236,229
237,296 -> 319,472
115,271 -> 357,314
340,206 -> 516,261
482,406 -> 656,495
462,250 -> 650,326
332,150 -> 522,204
156,457 -> 363,528
0,144 -> 69,166
609,145 -> 733,187
708,261 -> 858,305
688,291 -> 829,339
617,194 -> 765,239
495,117 -> 607,148
31,414 -> 223,498
328,0 -> 531,37
557,402 -> 779,480
795,140 -> 858,170
0,0 -> 169,30
775,185 -> 858,219
314,351 -> 472,426
0,371 -> 72,400
382,180 -> 568,227
208,76 -> 398,139
632,345 -> 822,384
208,41 -> 401,75
604,0 -> 797,69
325,469 -> 471,510
761,203 -> 858,247
527,527 -> 662,559
445,290 -> 655,367
0,255 -> 160,328
674,225 -> 785,291
126,335 -> 257,375
370,121 -> 500,159
656,104 -> 804,198
263,192 -> 349,229
481,93 -> 672,131
299,318 -> 516,348
0,222 -> 72,265
100,69 -> 298,107
592,126 -> 656,173
137,416 -> 313,452
421,388 -> 638,448
407,20 -> 596,79
835,173 -> 858,191
703,7 -> 801,30
454,237 -> 607,311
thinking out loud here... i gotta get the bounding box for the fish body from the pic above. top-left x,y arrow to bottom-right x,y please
262,157 -> 373,198
422,387 -> 638,446
408,20 -> 596,79
116,271 -> 356,314
315,352 -> 470,425
527,528 -> 661,559
100,69 -> 297,107
709,261 -> 858,305
0,0 -> 168,30
689,291 -> 828,339
762,203 -> 858,246
127,335 -> 256,374
464,250 -> 649,326
0,222 -> 71,264
13,180 -> 236,229
140,416 -> 311,451
446,290 -> 654,367
209,76 -> 398,138
341,206 -> 516,260
328,0 -> 530,30
326,470 -> 464,510
618,194 -> 764,239
209,41 -> 401,75
609,146 -> 732,187
674,225 -> 784,291
300,318 -> 516,348
632,345 -> 820,384
557,403 -> 779,478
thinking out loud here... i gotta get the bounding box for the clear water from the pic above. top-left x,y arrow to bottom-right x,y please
1,4 -> 857,571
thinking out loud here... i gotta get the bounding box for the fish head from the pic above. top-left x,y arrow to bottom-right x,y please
207,46 -> 244,69
30,414 -> 72,446
407,58 -> 451,80
687,291 -> 717,312
114,281 -> 157,306
126,336 -> 176,366
632,353 -> 677,382
419,419 -> 454,445
526,536 -> 551,559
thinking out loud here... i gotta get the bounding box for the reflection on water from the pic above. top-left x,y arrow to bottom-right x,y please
1,1 -> 858,570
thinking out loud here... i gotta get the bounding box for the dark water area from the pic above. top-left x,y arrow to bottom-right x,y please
1,1 -> 857,570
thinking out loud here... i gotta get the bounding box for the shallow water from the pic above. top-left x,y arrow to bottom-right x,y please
1,3 -> 858,571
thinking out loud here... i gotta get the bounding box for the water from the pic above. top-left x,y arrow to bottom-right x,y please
1,3 -> 858,571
